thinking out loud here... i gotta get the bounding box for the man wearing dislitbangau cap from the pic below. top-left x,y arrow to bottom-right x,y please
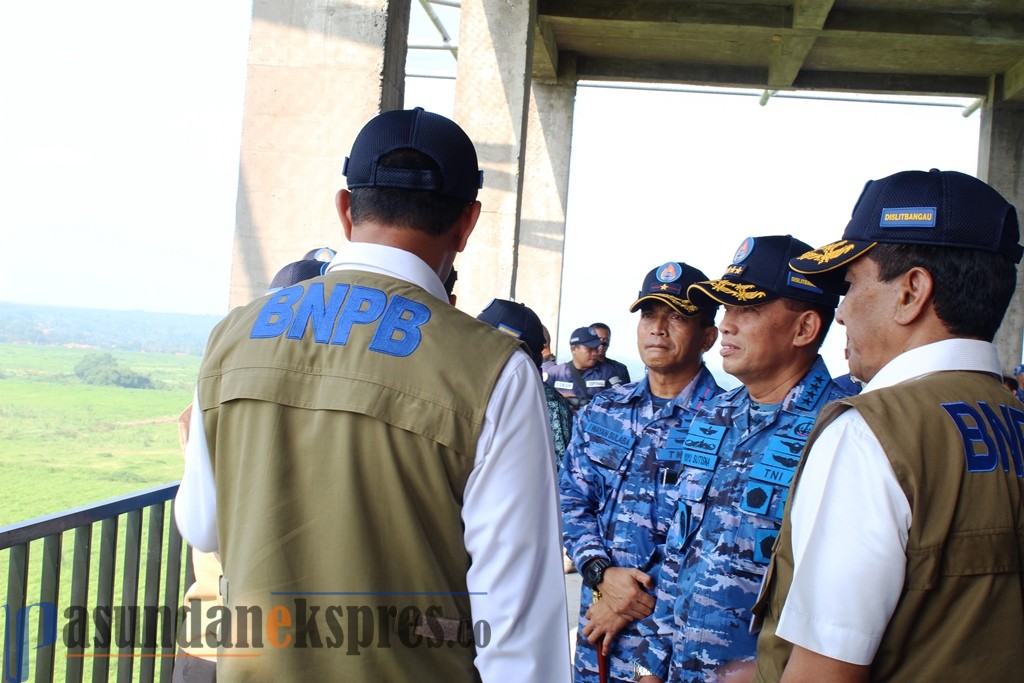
752,169 -> 1024,682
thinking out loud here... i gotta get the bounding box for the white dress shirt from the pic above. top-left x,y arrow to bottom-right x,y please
776,338 -> 1002,664
175,241 -> 571,681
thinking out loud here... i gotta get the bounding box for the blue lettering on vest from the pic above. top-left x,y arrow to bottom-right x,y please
368,295 -> 430,357
942,402 -> 998,472
657,448 -> 683,462
331,286 -> 387,345
977,402 -> 1023,476
287,282 -> 349,343
1001,404 -> 1024,478
250,285 -> 305,338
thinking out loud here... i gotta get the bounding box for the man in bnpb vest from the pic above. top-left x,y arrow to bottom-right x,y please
633,235 -> 848,683
560,261 -> 722,682
545,326 -> 627,410
174,108 -> 570,682
751,169 -> 1024,682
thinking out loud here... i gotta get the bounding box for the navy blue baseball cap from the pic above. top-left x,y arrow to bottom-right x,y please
629,261 -> 715,317
267,258 -> 329,294
569,327 -> 604,349
791,169 -> 1023,276
343,107 -> 484,202
688,235 -> 840,308
477,299 -> 545,367
303,246 -> 337,262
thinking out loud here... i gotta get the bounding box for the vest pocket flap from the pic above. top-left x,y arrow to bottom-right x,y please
906,530 -> 1024,589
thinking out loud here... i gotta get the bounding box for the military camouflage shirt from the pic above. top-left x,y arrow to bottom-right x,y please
560,366 -> 723,683
635,356 -> 848,682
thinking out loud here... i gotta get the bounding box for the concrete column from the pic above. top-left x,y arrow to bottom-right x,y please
979,80 -> 1024,371
228,0 -> 410,309
515,57 -> 579,347
451,0 -> 536,318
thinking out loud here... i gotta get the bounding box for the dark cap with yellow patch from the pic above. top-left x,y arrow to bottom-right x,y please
688,235 -> 840,309
791,169 -> 1023,276
629,261 -> 715,317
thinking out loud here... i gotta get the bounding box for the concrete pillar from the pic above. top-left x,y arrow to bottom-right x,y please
515,58 -> 579,347
979,80 -> 1024,371
228,0 -> 410,309
451,0 -> 536,318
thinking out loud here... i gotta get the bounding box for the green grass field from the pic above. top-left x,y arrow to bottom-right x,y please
1,343 -> 200,681
0,343 -> 200,526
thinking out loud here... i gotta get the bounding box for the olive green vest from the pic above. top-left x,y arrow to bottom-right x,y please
197,270 -> 520,682
754,371 -> 1024,682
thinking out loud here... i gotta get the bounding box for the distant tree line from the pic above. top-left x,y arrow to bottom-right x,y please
74,353 -> 159,389
0,302 -> 219,355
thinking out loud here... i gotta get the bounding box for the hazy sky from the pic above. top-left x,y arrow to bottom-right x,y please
1,1 -> 982,382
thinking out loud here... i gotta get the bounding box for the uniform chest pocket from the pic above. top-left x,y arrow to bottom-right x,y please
587,440 -> 628,472
677,466 -> 715,503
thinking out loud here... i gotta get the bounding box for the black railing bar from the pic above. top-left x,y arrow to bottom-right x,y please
116,509 -> 143,682
66,525 -> 92,683
36,533 -> 61,683
0,483 -> 180,550
92,517 -> 117,682
160,501 -> 186,683
3,543 -> 29,683
140,504 -> 166,682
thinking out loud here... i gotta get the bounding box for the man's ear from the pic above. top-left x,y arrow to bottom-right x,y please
894,267 -> 933,326
336,189 -> 353,241
792,309 -> 823,349
701,325 -> 719,353
452,201 -> 482,253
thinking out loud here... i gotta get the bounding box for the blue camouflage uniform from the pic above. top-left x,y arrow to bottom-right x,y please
560,366 -> 723,682
635,356 -> 848,682
545,360 -> 627,407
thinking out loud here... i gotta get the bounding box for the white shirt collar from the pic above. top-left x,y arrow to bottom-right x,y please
324,242 -> 449,302
862,338 -> 1002,393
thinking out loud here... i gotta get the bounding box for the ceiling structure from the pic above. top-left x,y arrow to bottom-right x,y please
530,0 -> 1024,103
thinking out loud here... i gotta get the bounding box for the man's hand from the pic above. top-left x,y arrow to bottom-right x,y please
582,598 -> 630,654
596,567 -> 655,620
638,677 -> 662,683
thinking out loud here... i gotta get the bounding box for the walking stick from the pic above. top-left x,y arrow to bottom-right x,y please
598,646 -> 609,683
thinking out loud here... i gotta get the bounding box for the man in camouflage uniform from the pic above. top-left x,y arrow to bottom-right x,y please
633,235 -> 849,683
560,262 -> 723,682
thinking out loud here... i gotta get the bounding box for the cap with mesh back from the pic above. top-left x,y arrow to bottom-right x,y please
629,261 -> 715,317
791,169 -> 1023,276
343,107 -> 484,202
688,235 -> 840,309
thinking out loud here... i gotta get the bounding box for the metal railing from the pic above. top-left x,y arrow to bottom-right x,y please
1,483 -> 192,683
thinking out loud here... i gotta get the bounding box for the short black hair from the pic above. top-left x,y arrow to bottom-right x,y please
349,149 -> 471,236
867,243 -> 1016,341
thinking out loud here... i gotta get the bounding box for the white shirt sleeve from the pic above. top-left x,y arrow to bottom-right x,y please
463,349 -> 572,682
775,408 -> 911,665
174,390 -> 219,552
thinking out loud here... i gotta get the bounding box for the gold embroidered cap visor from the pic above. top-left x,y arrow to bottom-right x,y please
629,293 -> 701,316
686,277 -> 778,308
789,239 -> 877,275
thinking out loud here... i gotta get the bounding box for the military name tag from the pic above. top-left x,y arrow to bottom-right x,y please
553,380 -> 573,391
586,379 -> 607,388
681,450 -> 719,470
584,421 -> 636,449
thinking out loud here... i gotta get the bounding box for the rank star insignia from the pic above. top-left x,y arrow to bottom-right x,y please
711,280 -> 766,302
802,240 -> 855,265
660,284 -> 669,291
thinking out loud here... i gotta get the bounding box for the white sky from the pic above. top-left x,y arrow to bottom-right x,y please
1,1 -> 982,382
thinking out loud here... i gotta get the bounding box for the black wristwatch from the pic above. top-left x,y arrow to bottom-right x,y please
581,557 -> 612,589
